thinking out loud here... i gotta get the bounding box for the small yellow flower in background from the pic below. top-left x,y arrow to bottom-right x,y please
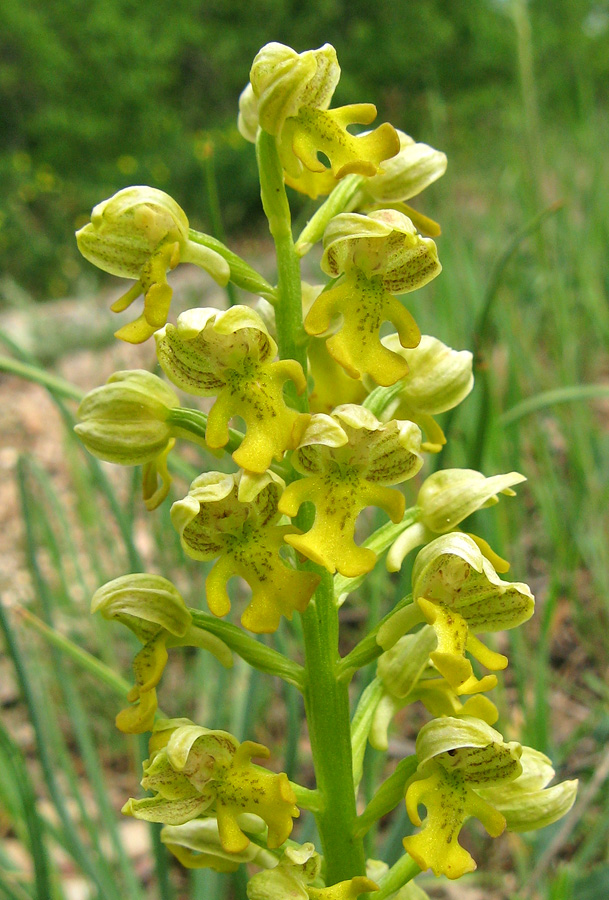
76,186 -> 230,343
279,405 -> 422,577
239,42 -> 399,197
370,627 -> 498,752
75,370 -> 190,509
91,575 -> 232,733
171,470 -> 320,633
353,130 -> 447,236
387,468 -> 526,572
403,716 -> 523,879
123,721 -> 299,852
379,533 -> 534,695
246,842 -> 378,900
161,818 -> 277,871
155,305 -> 310,473
305,210 -> 441,385
369,335 -> 474,452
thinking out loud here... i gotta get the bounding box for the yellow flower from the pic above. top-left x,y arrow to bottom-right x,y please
239,43 -> 399,197
278,405 -> 422,576
387,468 -> 526,572
91,575 -> 232,733
367,335 -> 474,452
370,627 -> 498,752
403,717 -> 522,879
171,470 -> 320,633
161,818 -> 277,872
76,186 -> 230,343
379,533 -> 534,695
123,721 -> 299,853
155,305 -> 310,473
305,210 -> 440,385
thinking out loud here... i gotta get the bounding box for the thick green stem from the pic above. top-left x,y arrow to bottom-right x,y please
256,129 -> 364,882
301,572 -> 366,883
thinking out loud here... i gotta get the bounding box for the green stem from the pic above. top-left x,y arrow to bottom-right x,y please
188,228 -> 276,303
256,129 -> 308,412
301,572 -> 366,883
373,854 -> 420,900
256,129 -> 364,882
294,174 -> 364,256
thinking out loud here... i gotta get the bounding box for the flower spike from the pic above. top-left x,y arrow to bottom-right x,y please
124,720 -> 299,852
240,42 -> 400,197
403,716 -> 523,879
305,210 -> 440,385
171,470 -> 320,633
278,405 -> 422,576
91,575 -> 232,733
155,306 -> 310,473
76,186 -> 230,342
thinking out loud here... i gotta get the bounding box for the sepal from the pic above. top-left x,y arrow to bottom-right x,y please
161,818 -> 277,871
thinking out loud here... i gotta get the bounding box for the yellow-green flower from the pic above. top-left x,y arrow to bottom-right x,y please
239,43 -> 399,198
368,335 -> 474,452
246,842 -> 378,900
278,405 -> 422,577
155,305 -> 310,473
91,575 -> 232,733
123,720 -> 299,853
76,186 -> 230,343
403,717 -> 523,879
171,470 -> 320,633
305,210 -> 440,385
379,533 -> 534,695
387,468 -> 526,573
370,627 -> 498,752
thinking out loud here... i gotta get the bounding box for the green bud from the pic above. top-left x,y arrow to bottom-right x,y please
75,370 -> 179,466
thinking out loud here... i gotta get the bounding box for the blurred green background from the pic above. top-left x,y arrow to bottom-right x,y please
1,0 -> 608,299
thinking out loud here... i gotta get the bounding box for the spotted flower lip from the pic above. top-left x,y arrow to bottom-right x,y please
155,305 -> 310,473
386,467 -> 525,572
76,186 -> 230,343
379,533 -> 535,695
305,210 -> 441,386
278,405 -> 422,577
123,720 -> 299,853
171,470 -> 320,633
239,42 -> 400,196
403,716 -> 523,880
91,574 -> 232,733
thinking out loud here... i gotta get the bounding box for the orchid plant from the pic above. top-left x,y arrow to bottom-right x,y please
75,42 -> 576,897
